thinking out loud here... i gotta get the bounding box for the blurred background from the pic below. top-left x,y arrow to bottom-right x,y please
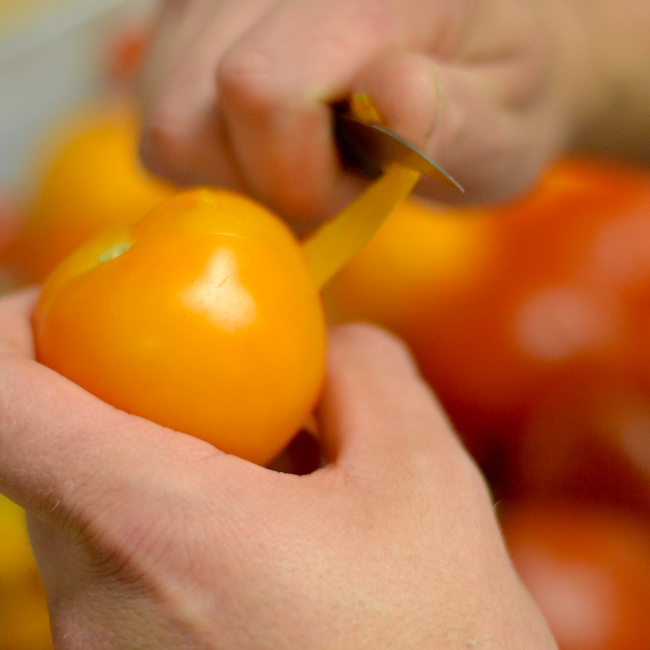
1,1 -> 650,648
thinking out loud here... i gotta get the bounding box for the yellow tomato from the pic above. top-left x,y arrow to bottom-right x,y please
324,195 -> 496,331
34,188 -> 326,465
23,101 -> 175,282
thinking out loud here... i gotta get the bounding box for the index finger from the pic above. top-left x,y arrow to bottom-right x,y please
216,0 -> 412,224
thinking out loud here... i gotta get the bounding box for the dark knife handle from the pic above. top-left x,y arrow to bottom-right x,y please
332,106 -> 464,191
333,106 -> 383,180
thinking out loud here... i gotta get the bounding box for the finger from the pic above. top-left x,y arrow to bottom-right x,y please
419,61 -> 561,204
353,51 -> 442,151
421,0 -> 563,204
354,49 -> 559,205
0,349 -> 236,535
216,0 -> 409,226
317,323 -> 466,483
0,288 -> 39,358
25,513 -> 82,599
140,0 -> 277,188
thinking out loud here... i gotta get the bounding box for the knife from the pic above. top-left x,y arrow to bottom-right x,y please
334,105 -> 464,191
302,96 -> 463,289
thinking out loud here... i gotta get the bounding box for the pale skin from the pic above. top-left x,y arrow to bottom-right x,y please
138,0 -> 650,232
0,290 -> 556,649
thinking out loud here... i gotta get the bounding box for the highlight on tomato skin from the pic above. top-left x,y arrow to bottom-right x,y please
33,188 -> 327,466
500,500 -> 650,650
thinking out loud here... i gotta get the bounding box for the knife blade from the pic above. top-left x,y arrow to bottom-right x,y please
334,110 -> 464,192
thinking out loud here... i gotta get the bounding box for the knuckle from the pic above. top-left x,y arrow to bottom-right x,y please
269,176 -> 329,224
218,47 -> 285,116
139,102 -> 194,182
444,445 -> 494,504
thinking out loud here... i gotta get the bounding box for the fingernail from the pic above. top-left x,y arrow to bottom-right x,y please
423,61 -> 444,141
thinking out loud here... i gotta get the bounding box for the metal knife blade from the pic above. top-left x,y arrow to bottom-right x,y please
334,111 -> 464,192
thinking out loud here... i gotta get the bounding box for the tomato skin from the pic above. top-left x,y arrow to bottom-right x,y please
34,189 -> 327,465
501,501 -> 650,650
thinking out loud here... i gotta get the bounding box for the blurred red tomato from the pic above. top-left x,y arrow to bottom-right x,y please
500,501 -> 650,650
325,158 -> 650,468
511,376 -> 650,513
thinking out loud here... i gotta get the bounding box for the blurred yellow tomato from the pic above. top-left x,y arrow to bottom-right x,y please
22,101 -> 175,282
324,195 -> 496,331
0,495 -> 52,650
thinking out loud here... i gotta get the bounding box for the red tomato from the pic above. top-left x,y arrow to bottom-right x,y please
508,374 -> 650,512
34,188 -> 327,465
501,501 -> 650,650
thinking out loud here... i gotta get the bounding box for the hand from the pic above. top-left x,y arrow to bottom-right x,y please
138,0 -> 592,231
0,289 -> 556,648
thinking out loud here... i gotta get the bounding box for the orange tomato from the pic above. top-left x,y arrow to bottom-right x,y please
325,158 -> 650,463
501,501 -> 650,650
34,188 -> 326,465
22,101 -> 175,283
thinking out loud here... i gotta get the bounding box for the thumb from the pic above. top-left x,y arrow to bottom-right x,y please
353,52 -> 442,155
317,323 -> 465,482
0,290 -> 224,534
354,52 -> 558,203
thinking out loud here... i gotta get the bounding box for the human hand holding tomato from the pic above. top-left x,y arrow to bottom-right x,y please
0,291 -> 556,649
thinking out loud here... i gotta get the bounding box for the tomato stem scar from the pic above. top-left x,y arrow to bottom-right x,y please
99,241 -> 132,264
